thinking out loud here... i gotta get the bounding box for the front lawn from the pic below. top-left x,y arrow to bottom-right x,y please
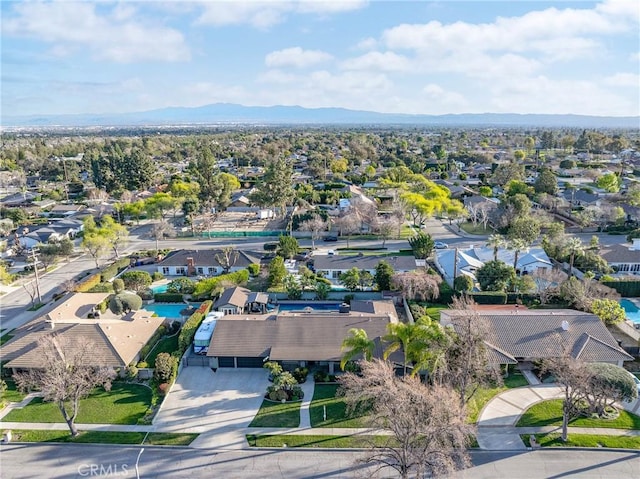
458,222 -> 494,235
144,433 -> 199,446
467,374 -> 529,424
10,430 -> 146,444
2,379 -> 27,403
310,384 -> 367,428
3,383 -> 152,425
1,330 -> 14,345
247,434 -> 392,448
517,399 -> 640,429
145,334 -> 179,367
249,399 -> 301,428
521,433 -> 640,449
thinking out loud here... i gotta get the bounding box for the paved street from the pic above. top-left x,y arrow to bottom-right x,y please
1,444 -> 638,479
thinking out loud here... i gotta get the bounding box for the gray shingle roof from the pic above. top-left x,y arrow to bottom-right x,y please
213,286 -> 250,309
600,244 -> 640,264
208,312 -> 393,362
443,310 -> 632,363
158,249 -> 260,268
313,254 -> 417,271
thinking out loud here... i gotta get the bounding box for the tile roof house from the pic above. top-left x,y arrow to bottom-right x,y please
1,293 -> 164,372
213,286 -> 269,315
157,249 -> 260,277
441,309 -> 632,367
312,254 -> 418,282
206,301 -> 400,372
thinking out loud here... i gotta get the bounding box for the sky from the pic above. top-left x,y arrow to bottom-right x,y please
2,0 -> 639,118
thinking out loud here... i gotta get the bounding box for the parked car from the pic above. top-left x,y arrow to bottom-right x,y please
323,235 -> 338,242
434,242 -> 448,249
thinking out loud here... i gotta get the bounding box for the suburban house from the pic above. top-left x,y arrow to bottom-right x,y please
0,191 -> 37,207
13,220 -> 83,249
434,246 -> 553,286
312,254 -> 418,282
441,309 -> 633,368
0,293 -> 164,373
600,241 -> 640,275
47,203 -> 86,217
213,286 -> 269,315
156,249 -> 260,277
206,299 -> 400,372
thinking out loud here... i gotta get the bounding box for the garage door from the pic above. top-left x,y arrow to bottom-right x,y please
218,357 -> 235,368
237,357 -> 265,368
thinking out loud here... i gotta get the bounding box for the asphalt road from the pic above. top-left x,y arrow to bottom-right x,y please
0,444 -> 638,479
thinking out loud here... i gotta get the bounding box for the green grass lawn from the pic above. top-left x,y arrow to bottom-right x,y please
458,222 -> 494,235
10,430 -> 146,444
310,384 -> 368,428
517,400 -> 640,429
145,334 -> 179,367
247,434 -> 393,448
3,383 -> 152,425
467,374 -> 529,424
249,399 -> 301,427
144,433 -> 199,446
521,433 -> 640,449
425,305 -> 447,321
2,379 -> 27,403
0,330 -> 14,345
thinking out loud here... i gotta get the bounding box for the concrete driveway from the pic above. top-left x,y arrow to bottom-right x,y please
153,367 -> 269,447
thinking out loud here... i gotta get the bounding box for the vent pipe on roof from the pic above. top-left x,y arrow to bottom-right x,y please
561,320 -> 569,331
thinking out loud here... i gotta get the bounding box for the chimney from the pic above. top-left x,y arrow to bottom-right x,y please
561,320 -> 569,331
186,257 -> 195,276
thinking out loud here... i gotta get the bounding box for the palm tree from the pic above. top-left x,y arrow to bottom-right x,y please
486,234 -> 506,261
383,318 -> 439,376
340,328 -> 375,371
509,238 -> 529,272
565,237 -> 585,277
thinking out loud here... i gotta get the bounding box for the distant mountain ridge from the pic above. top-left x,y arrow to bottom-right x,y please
3,103 -> 639,128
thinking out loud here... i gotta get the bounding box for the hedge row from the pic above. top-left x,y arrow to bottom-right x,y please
154,292 -> 185,303
100,258 -> 131,282
601,280 -> 640,297
469,292 -> 507,304
177,300 -> 213,355
76,273 -> 102,292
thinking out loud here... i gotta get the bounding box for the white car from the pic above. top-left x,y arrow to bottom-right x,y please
434,242 -> 448,249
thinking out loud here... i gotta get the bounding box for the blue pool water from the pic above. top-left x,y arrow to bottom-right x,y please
143,303 -> 199,318
619,299 -> 640,324
152,284 -> 168,293
278,302 -> 341,312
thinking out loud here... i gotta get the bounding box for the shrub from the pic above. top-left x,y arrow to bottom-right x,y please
343,294 -> 354,304
469,291 -> 507,304
192,271 -> 250,299
152,271 -> 165,281
100,263 -> 119,282
154,292 -> 184,303
154,352 -> 175,383
167,278 -> 195,294
137,361 -> 148,369
247,263 -> 260,276
112,278 -> 125,294
409,303 -> 426,320
454,275 -> 474,293
126,364 -> 138,380
75,273 -> 101,292
292,367 -> 309,383
120,271 -> 153,292
177,300 -> 213,354
138,288 -> 154,301
109,292 -> 143,314
88,282 -> 114,293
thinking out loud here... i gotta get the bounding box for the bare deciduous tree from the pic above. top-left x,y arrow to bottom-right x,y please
531,268 -> 567,305
214,246 -> 239,274
373,215 -> 401,248
14,335 -> 115,437
333,213 -> 359,247
298,214 -> 327,250
391,270 -> 442,301
339,359 -> 473,479
150,220 -> 175,252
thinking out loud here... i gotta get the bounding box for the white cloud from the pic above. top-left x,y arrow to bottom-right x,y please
2,2 -> 189,63
265,47 -> 333,68
422,84 -> 468,108
630,52 -> 640,62
603,72 -> 640,87
195,0 -> 367,29
341,51 -> 411,72
355,37 -> 377,50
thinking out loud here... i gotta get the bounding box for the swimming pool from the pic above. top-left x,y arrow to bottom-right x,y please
151,284 -> 168,293
619,299 -> 640,324
278,302 -> 342,312
143,303 -> 199,318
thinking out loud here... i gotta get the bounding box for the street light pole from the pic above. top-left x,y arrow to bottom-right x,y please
30,247 -> 42,304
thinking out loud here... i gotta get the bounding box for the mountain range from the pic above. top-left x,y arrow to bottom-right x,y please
3,103 -> 639,129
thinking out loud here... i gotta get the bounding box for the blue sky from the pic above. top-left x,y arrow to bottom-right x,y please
2,0 -> 639,117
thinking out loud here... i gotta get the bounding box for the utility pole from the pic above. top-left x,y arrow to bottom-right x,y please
452,247 -> 459,284
29,247 -> 42,304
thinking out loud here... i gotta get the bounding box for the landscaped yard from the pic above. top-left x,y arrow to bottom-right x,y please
521,433 -> 640,449
310,384 -> 368,428
249,399 -> 301,428
517,400 -> 640,429
247,434 -> 392,448
145,334 -> 179,367
2,379 -> 27,404
3,383 -> 152,425
8,430 -> 199,445
458,222 -> 494,235
467,373 -> 529,423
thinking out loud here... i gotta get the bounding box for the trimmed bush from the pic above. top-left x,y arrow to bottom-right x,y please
601,280 -> 640,297
87,282 -> 114,293
154,292 -> 184,303
247,263 -> 260,276
109,292 -> 143,314
152,272 -> 164,281
113,278 -> 125,294
167,278 -> 195,294
154,352 -> 175,383
177,300 -> 213,354
469,291 -> 507,304
120,271 -> 153,292
76,273 -> 101,292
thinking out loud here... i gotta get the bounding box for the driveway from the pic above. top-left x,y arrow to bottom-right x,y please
153,367 -> 269,448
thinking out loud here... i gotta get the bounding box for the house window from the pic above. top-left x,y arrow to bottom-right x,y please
208,267 -> 215,275
162,267 -> 170,275
197,267 -> 204,274
176,267 -> 186,276
332,271 -> 340,279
